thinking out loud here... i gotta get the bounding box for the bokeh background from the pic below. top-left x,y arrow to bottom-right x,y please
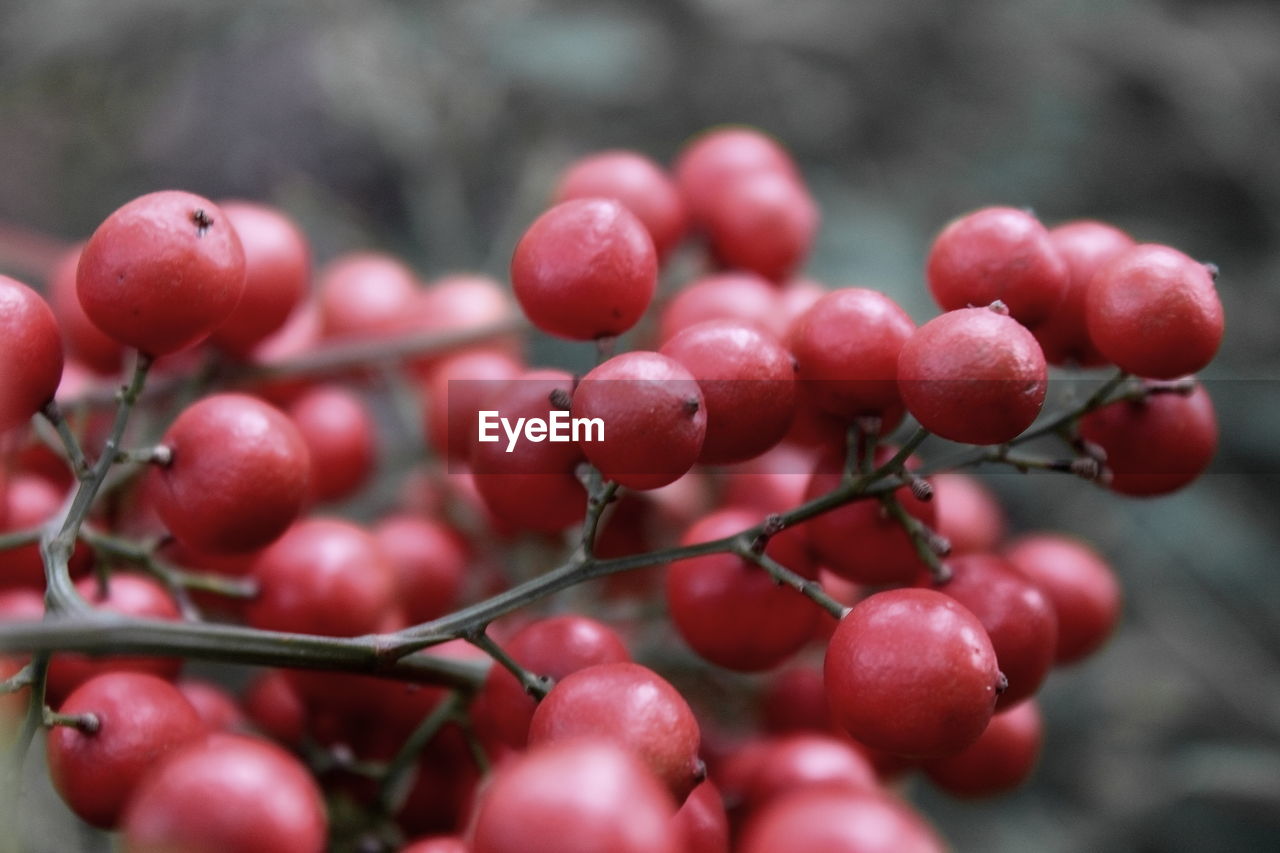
2,1 -> 1279,851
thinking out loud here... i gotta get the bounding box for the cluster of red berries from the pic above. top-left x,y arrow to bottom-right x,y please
0,125 -> 1223,852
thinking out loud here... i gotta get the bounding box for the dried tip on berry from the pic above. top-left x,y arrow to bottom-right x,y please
929,532 -> 952,557
931,561 -> 953,585
683,396 -> 701,416
995,672 -> 1009,695
692,758 -> 708,784
191,208 -> 214,236
986,300 -> 1010,316
1203,261 -> 1220,281
549,387 -> 573,410
909,477 -> 934,502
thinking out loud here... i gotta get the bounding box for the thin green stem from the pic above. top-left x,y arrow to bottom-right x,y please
736,546 -> 849,619
0,527 -> 42,554
0,663 -> 33,694
880,494 -> 951,583
467,632 -> 551,699
42,709 -> 100,734
38,400 -> 89,478
376,691 -> 465,815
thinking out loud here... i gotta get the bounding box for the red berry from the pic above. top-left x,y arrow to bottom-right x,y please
1005,534 -> 1121,665
732,733 -> 879,814
177,679 -> 246,732
1079,381 -> 1217,496
510,198 -> 657,340
666,508 -> 818,671
469,369 -> 587,533
1086,244 -> 1224,378
528,662 -> 703,801
740,788 -> 945,853
475,615 -> 630,750
241,670 -> 307,747
555,150 -> 688,259
922,553 -> 1058,708
804,445 -> 937,585
208,201 -> 309,358
400,838 -> 469,853
373,514 -> 467,624
572,351 -> 706,490
77,191 -> 246,356
47,672 -> 206,828
286,385 -> 376,503
47,245 -> 123,375
926,206 -> 1068,326
759,665 -> 839,735
47,575 -> 182,703
930,472 -> 1005,554
898,305 -> 1048,444
317,251 -> 421,341
408,274 -> 521,375
1036,221 -> 1135,366
825,588 -> 1002,757
701,169 -> 819,282
789,288 -> 915,423
423,349 -> 523,461
675,127 -> 799,221
0,274 -> 63,432
472,738 -> 680,853
122,734 -> 327,853
922,700 -> 1043,797
658,272 -> 784,343
660,320 -> 798,464
0,475 -> 91,590
672,779 -> 730,853
151,393 -> 310,553
246,518 -> 396,636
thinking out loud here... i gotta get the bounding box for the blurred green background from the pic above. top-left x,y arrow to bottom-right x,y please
2,0 -> 1279,851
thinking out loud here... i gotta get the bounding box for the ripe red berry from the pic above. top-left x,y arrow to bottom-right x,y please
1086,244 -> 1224,379
469,369 -> 587,533
804,445 -> 937,585
731,733 -> 879,814
122,734 -> 327,853
528,661 -> 703,801
926,206 -> 1068,326
922,700 -> 1043,797
675,127 -> 799,221
1005,534 -> 1121,665
246,518 -> 396,637
0,274 -> 63,433
47,244 -> 124,375
472,738 -> 680,853
571,351 -> 706,490
286,385 -> 376,503
241,670 -> 307,747
177,679 -> 247,732
672,780 -> 730,853
76,191 -> 246,356
921,553 -> 1058,708
660,320 -> 798,464
400,838 -> 469,853
658,272 -> 784,343
151,393 -> 310,553
372,514 -> 467,625
825,588 -> 1003,757
898,305 -> 1048,444
701,169 -> 819,282
47,672 -> 206,828
789,288 -> 915,423
1036,220 -> 1135,367
510,198 -> 657,340
407,274 -> 521,375
475,615 -> 630,749
740,788 -> 945,853
666,508 -> 818,671
423,349 -> 523,461
0,474 -> 91,590
554,150 -> 688,259
317,251 -> 421,341
1079,381 -> 1217,496
930,472 -> 1006,554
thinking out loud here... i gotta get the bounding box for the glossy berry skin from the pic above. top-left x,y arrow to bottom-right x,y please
732,734 -> 879,814
701,169 -> 819,282
672,780 -> 730,853
241,670 -> 307,747
1036,221 -> 1135,367
660,320 -> 798,464
286,385 -> 376,503
528,662 -> 703,801
571,352 -> 706,490
921,553 -> 1058,709
122,734 -> 327,853
317,252 -> 421,341
209,201 -> 309,358
675,126 -> 799,221
510,198 -> 657,340
658,272 -> 784,343
925,206 -> 1068,326
48,245 -> 123,375
1086,244 -> 1223,379
789,288 -> 915,423
472,738 -> 680,853
825,588 -> 1003,758
476,615 -> 630,749
0,275 -> 63,432
470,369 -> 587,533
246,518 -> 396,637
898,305 -> 1048,445
400,839 -> 469,853
922,700 -> 1043,797
804,446 -> 937,585
177,679 -> 247,732
930,472 -> 1005,554
47,575 -> 182,703
1079,382 -> 1217,496
666,508 -> 818,671
373,515 -> 467,624
47,673 -> 206,828
1005,534 -> 1121,665
77,191 -> 246,356
151,394 -> 310,554
740,788 -> 945,853
554,150 -> 688,259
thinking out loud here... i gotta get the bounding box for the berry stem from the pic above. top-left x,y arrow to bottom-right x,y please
880,494 -> 951,583
41,709 -> 100,735
0,526 -> 42,553
38,400 -> 90,479
466,631 -> 552,700
735,545 -> 849,619
376,691 -> 466,817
